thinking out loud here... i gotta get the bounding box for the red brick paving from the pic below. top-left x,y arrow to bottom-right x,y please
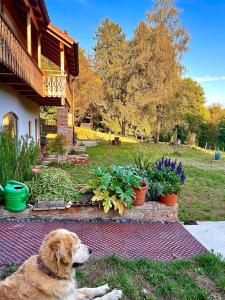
0,221 -> 206,266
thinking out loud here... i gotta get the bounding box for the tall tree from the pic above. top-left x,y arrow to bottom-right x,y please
129,0 -> 190,142
75,49 -> 103,125
146,0 -> 190,59
94,18 -> 133,136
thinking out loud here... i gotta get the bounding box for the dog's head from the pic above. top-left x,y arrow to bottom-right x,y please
39,229 -> 92,278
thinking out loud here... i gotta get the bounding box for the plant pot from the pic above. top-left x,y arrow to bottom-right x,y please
32,167 -> 41,175
159,193 -> 178,206
133,184 -> 148,206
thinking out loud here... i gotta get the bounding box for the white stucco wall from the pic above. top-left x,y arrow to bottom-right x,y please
0,85 -> 40,141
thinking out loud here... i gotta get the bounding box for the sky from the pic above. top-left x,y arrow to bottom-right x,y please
46,0 -> 225,107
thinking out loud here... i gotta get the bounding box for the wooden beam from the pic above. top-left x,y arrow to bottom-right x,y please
27,8 -> 32,55
45,28 -> 71,48
38,33 -> 41,68
60,42 -> 65,74
13,87 -> 33,91
23,0 -> 39,31
0,0 -> 4,14
0,82 -> 27,85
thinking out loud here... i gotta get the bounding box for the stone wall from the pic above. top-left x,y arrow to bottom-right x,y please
0,203 -> 178,223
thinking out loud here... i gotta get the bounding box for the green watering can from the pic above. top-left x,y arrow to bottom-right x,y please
0,180 -> 29,212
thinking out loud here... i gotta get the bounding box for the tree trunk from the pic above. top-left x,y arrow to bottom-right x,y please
154,120 -> 160,144
155,104 -> 164,144
121,119 -> 127,136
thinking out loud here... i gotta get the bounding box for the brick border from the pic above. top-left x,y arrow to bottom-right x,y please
0,202 -> 178,223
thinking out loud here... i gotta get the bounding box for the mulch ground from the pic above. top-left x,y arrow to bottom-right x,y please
0,220 -> 206,266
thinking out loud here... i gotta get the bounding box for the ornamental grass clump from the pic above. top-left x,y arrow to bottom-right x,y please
0,129 -> 39,185
28,168 -> 78,204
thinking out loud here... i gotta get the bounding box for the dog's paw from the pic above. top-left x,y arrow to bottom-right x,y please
107,289 -> 123,300
98,284 -> 110,294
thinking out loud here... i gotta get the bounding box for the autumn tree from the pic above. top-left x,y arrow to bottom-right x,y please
94,18 -> 134,136
75,49 -> 103,126
128,0 -> 189,142
174,78 -> 209,145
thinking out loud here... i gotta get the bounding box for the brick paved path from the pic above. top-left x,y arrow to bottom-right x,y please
0,220 -> 206,266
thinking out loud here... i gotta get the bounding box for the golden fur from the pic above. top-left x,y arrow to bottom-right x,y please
0,229 -> 122,300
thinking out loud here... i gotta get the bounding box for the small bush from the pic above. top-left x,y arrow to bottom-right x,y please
46,134 -> 67,156
28,168 -> 79,203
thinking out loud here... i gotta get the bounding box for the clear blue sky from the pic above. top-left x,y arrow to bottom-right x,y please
46,0 -> 225,106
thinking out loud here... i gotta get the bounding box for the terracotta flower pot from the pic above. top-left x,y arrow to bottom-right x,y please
32,167 -> 41,175
159,193 -> 177,206
133,184 -> 148,206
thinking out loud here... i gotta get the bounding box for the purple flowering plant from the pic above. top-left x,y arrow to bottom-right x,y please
144,157 -> 187,195
155,157 -> 186,184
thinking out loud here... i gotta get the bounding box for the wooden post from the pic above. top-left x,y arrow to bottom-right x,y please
60,42 -> 65,74
27,8 -> 32,55
38,33 -> 41,68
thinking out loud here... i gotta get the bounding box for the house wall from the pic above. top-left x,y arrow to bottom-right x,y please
0,85 -> 40,141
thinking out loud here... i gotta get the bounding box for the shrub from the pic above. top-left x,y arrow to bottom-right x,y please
28,168 -> 78,203
46,134 -> 67,157
0,130 -> 39,185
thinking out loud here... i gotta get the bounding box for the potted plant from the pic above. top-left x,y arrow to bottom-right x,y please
155,158 -> 186,206
87,166 -> 141,215
133,179 -> 148,206
159,177 -> 181,206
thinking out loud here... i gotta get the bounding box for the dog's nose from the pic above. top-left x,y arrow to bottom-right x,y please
88,248 -> 93,254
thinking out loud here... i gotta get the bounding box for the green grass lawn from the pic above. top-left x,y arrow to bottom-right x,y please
59,142 -> 225,221
1,253 -> 225,300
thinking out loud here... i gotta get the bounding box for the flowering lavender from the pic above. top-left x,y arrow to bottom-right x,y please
155,157 -> 186,184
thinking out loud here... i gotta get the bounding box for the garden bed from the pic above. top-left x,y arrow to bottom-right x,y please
0,202 -> 178,223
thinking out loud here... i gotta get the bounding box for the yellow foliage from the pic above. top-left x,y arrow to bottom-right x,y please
92,189 -> 126,215
75,127 -> 137,143
47,128 -> 138,143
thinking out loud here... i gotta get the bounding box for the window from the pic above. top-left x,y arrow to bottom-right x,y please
2,112 -> 18,140
28,121 -> 32,138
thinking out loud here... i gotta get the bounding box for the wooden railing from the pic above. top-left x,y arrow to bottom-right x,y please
0,15 -> 43,96
43,70 -> 72,107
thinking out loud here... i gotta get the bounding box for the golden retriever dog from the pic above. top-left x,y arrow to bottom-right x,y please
0,229 -> 123,300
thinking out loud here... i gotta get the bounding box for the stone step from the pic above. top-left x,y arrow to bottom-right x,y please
184,221 -> 225,259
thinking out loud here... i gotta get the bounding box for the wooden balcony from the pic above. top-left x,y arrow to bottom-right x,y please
0,14 -> 43,96
0,15 -> 72,107
43,71 -> 72,107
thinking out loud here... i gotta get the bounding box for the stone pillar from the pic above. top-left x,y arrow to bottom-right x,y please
57,107 -> 73,147
68,127 -> 73,147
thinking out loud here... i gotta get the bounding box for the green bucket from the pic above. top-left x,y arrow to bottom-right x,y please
0,180 -> 29,212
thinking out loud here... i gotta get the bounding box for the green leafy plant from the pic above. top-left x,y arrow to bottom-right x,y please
88,166 -> 142,215
46,134 -> 67,159
147,167 -> 182,196
134,153 -> 152,171
0,129 -> 39,185
28,168 -> 78,204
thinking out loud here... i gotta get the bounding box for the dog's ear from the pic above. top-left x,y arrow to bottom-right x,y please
50,239 -> 72,267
